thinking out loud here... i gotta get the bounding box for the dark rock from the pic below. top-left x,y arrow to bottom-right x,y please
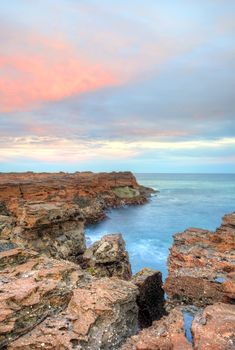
0,202 -> 10,216
132,268 -> 166,327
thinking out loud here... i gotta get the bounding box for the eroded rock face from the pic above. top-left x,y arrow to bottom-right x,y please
83,234 -> 132,280
0,172 -> 151,225
192,303 -> 235,350
164,212 -> 235,306
120,307 -> 192,350
0,247 -> 86,347
9,201 -> 85,261
0,172 -> 152,261
0,172 -> 157,349
7,277 -> 138,350
132,268 -> 166,328
0,245 -> 139,349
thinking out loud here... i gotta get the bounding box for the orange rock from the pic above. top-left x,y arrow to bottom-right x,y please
0,172 -> 152,261
0,172 -> 143,208
0,247 -> 84,347
191,302 -> 235,350
164,212 -> 235,306
120,307 -> 192,350
7,278 -> 139,350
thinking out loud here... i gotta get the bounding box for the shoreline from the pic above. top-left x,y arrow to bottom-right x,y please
0,171 -> 234,349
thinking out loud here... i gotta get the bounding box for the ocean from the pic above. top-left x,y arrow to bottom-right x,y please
85,173 -> 235,279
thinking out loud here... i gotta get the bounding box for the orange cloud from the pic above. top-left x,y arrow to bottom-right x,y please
0,51 -> 116,112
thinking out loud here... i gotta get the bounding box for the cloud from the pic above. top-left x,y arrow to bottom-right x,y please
1,135 -> 234,164
1,0 -> 228,112
0,1 -> 234,172
0,54 -> 115,113
0,24 -> 116,112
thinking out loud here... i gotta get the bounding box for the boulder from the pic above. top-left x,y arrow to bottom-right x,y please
164,212 -> 235,306
191,302 -> 235,350
83,234 -> 132,280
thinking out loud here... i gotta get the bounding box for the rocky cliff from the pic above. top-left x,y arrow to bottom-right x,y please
0,171 -> 152,221
0,171 -> 153,262
0,247 -> 139,349
0,171 -> 159,349
0,171 -> 234,349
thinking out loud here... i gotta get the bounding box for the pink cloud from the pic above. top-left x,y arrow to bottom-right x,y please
0,9 -> 207,114
0,23 -> 118,113
0,52 -> 116,112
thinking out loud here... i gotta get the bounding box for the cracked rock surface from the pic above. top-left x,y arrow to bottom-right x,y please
0,247 -> 138,349
164,212 -> 235,306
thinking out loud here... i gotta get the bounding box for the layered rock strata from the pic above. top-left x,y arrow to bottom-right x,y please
1,202 -> 85,261
164,212 -> 235,306
0,172 -> 151,223
0,172 -> 153,262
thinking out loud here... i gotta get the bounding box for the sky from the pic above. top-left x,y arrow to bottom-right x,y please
0,0 -> 235,173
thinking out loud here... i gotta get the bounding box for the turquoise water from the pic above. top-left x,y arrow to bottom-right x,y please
85,174 -> 235,279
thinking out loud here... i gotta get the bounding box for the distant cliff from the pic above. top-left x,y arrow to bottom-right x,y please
0,171 -> 153,261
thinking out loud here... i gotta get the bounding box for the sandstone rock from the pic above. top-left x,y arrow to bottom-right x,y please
164,212 -> 235,306
0,172 -> 152,261
132,268 -> 166,327
191,302 -> 235,350
0,247 -> 38,270
0,247 -> 86,347
0,172 -> 154,349
120,307 -> 192,350
7,278 -> 139,350
0,172 -> 151,225
83,234 -> 132,280
9,201 -> 85,261
1,245 -> 139,349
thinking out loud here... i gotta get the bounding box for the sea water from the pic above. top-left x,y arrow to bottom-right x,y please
85,174 -> 235,279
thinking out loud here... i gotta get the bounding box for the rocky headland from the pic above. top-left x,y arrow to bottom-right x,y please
0,171 -> 234,349
0,171 -> 152,262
